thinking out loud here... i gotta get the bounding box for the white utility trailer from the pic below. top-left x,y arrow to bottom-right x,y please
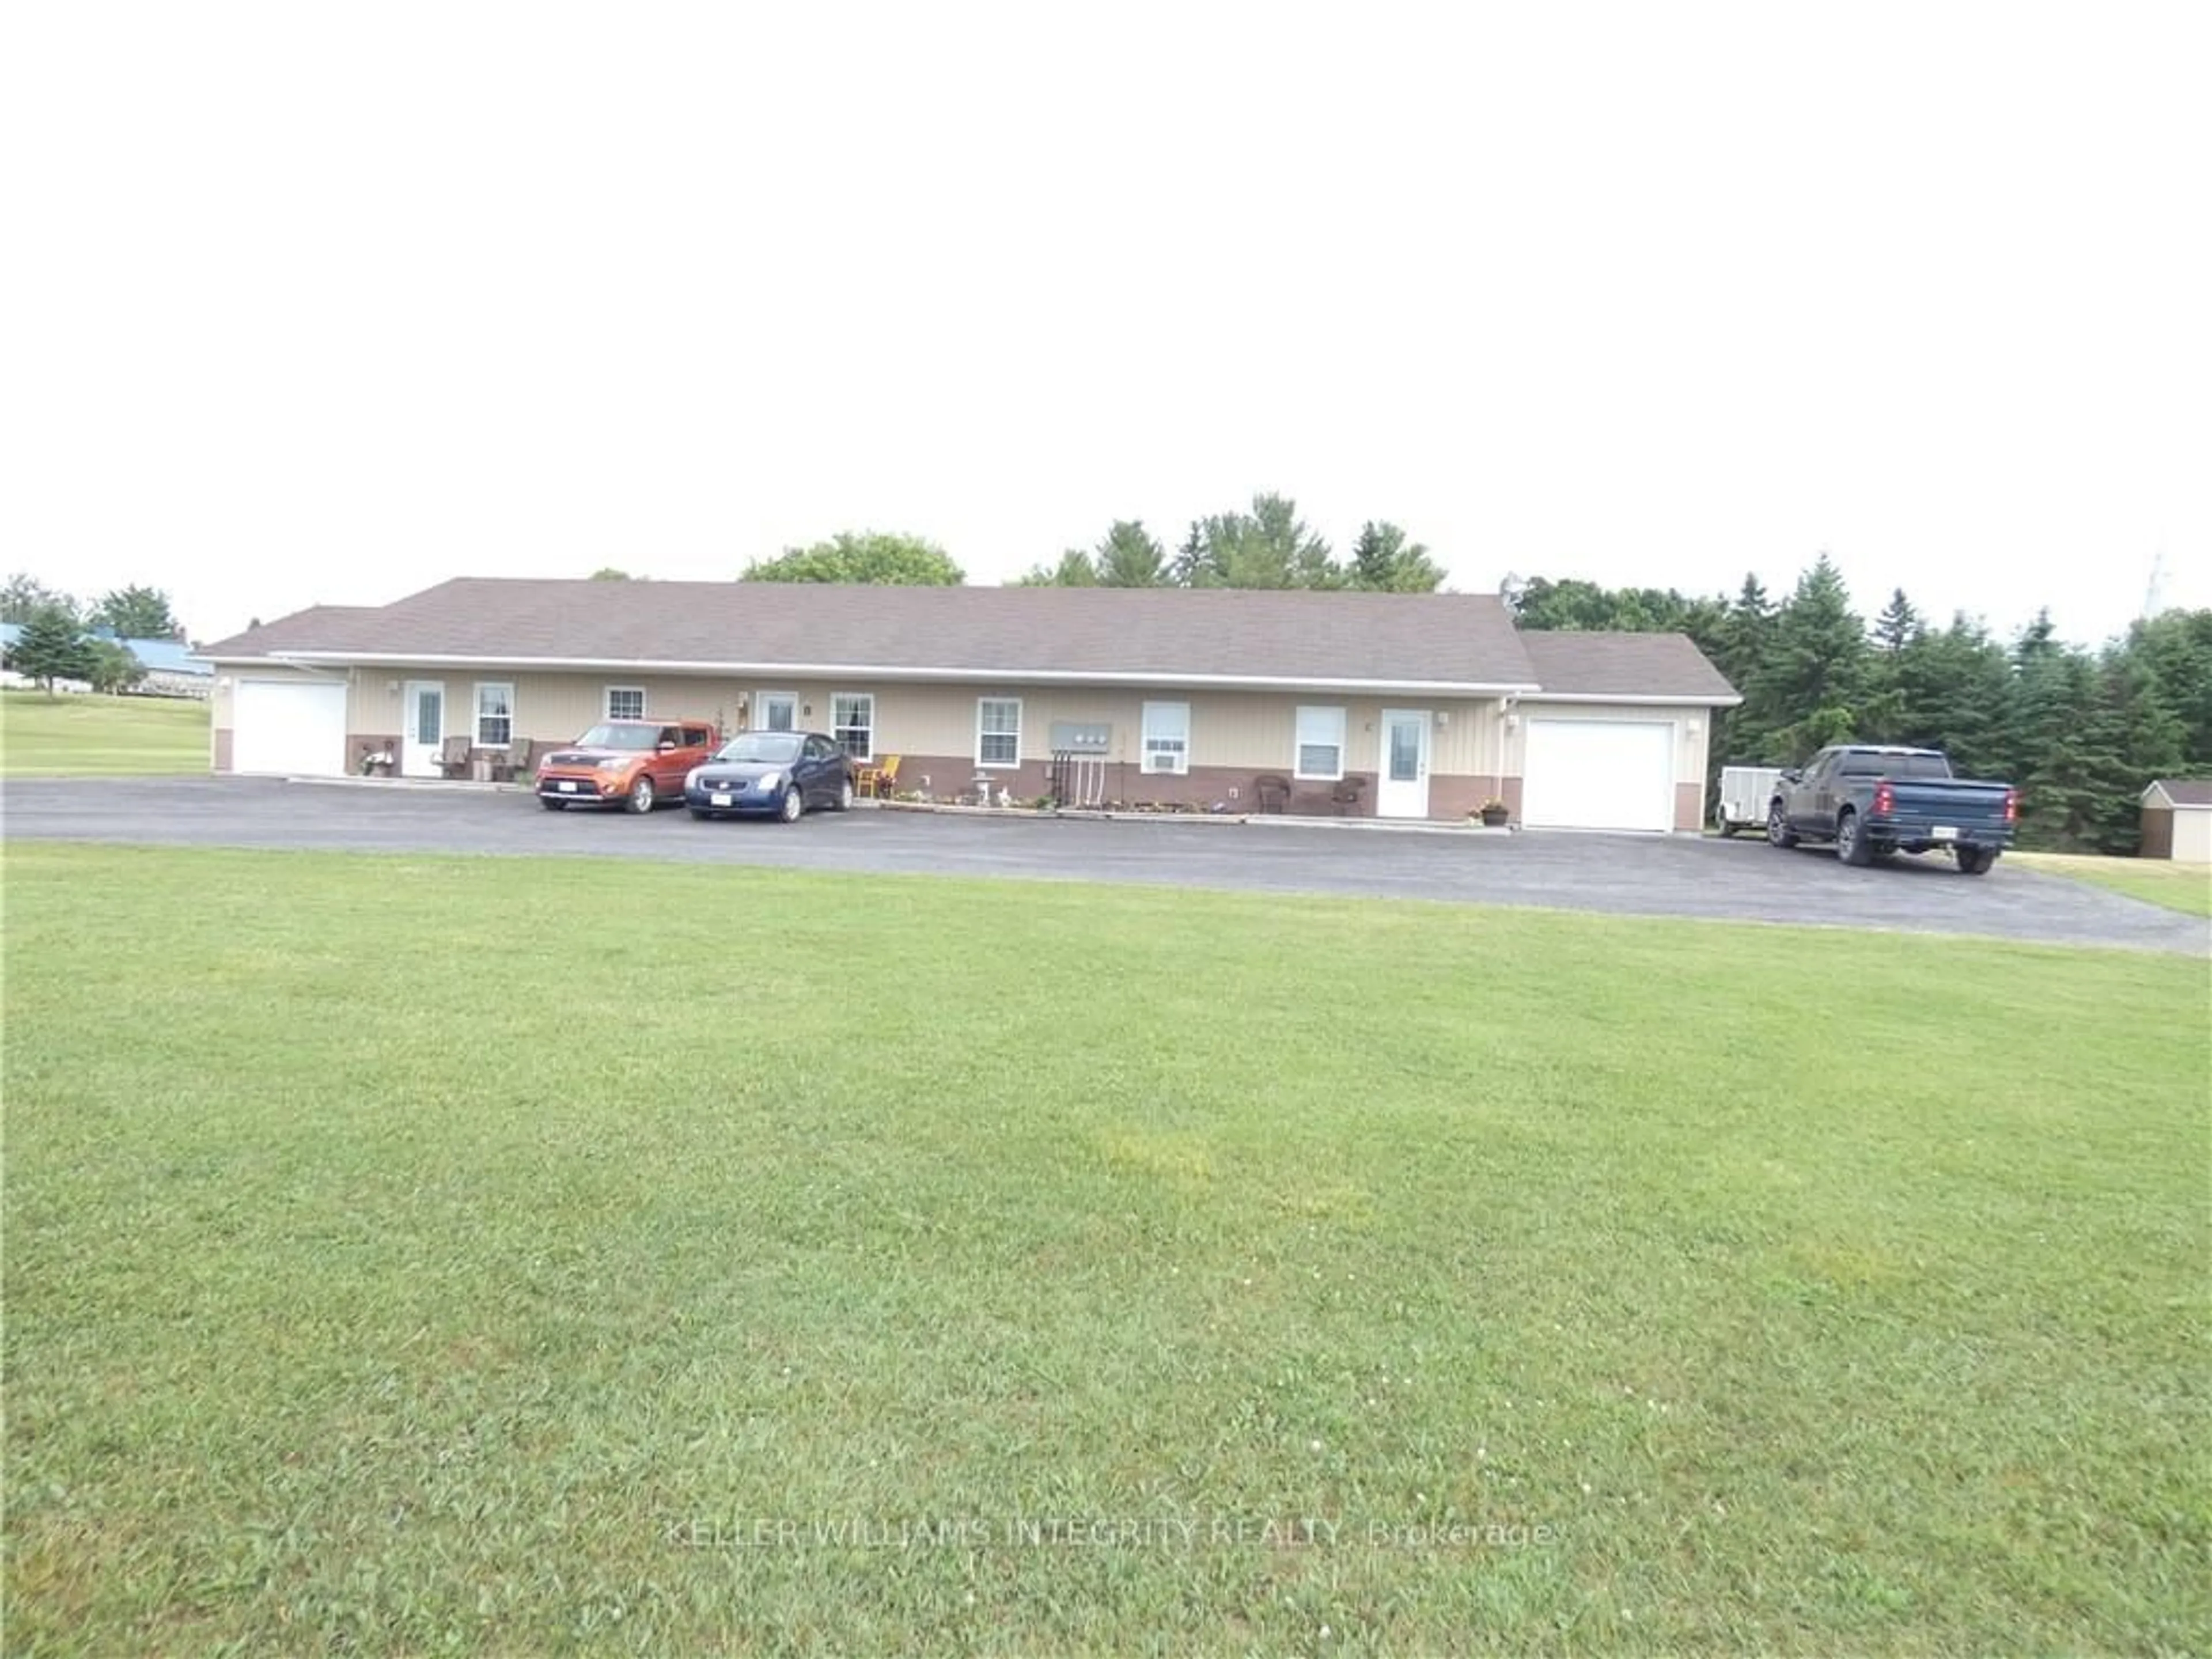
1714,766 -> 1784,836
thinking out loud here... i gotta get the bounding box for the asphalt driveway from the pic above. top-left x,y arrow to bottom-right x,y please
5,777 -> 2206,956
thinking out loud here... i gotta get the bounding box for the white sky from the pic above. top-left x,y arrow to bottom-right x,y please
5,2 -> 2207,647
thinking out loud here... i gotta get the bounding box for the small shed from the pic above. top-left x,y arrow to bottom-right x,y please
2139,778 -> 2212,862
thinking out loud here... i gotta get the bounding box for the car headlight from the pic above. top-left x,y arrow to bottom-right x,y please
597,755 -> 632,771
757,770 -> 782,791
685,766 -> 705,790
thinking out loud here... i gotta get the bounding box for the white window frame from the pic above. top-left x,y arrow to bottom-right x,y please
1141,700 -> 1190,775
1293,704 -> 1345,781
474,681 -> 514,749
832,692 -> 875,761
604,685 -> 646,721
976,697 -> 1022,769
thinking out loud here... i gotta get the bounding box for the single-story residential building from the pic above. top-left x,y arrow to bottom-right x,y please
196,580 -> 1741,830
2138,778 -> 2212,862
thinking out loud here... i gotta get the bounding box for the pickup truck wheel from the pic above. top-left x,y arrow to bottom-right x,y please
627,775 -> 656,814
1766,801 -> 1799,849
1836,809 -> 1872,866
1957,847 -> 1997,876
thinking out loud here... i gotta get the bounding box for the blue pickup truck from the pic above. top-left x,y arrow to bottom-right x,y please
1766,744 -> 2018,874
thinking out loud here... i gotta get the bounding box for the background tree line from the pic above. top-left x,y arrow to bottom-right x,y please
726,504 -> 1448,593
1012,495 -> 1448,593
1,576 -> 187,694
1506,556 -> 2212,855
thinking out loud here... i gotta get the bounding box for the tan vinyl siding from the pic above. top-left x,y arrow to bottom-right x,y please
329,672 -> 1517,779
347,671 -> 755,744
774,685 -> 1508,776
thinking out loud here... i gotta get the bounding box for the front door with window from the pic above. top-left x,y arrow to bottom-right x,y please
402,681 -> 446,777
756,691 -> 798,732
1377,709 -> 1431,818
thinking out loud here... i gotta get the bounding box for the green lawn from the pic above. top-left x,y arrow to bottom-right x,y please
0,690 -> 209,775
5,846 -> 2206,1656
2013,850 -> 2212,918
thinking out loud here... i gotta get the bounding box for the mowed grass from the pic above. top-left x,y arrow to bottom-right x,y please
4,846 -> 2206,1657
0,691 -> 209,776
2014,849 -> 2212,918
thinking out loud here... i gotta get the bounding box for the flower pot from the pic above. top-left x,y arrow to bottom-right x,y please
1479,808 -> 1509,827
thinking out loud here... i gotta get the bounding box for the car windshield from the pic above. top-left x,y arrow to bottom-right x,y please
712,738 -> 801,770
714,733 -> 802,763
573,724 -> 660,750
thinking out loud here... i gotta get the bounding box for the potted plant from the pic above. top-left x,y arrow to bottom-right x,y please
1474,797 -> 1510,828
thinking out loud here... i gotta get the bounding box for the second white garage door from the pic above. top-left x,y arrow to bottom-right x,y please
1521,718 -> 1676,832
233,679 -> 348,776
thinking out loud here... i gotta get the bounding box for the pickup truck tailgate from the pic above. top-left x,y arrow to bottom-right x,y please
1888,779 -> 2011,823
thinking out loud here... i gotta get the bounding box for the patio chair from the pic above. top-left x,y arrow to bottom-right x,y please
1330,775 -> 1366,816
438,733 -> 473,778
497,737 -> 537,783
857,754 -> 902,798
1252,774 -> 1290,813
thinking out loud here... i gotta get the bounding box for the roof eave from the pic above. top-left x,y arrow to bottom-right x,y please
1518,690 -> 1744,708
261,651 -> 1545,696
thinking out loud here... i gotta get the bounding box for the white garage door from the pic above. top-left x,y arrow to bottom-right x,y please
233,680 -> 347,776
1522,718 -> 1675,832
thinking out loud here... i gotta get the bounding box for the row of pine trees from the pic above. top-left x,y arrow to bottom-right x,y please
1508,558 -> 2212,855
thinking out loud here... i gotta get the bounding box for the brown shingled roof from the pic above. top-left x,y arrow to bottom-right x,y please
209,605 -> 384,656
1517,630 -> 1741,703
203,579 -> 1545,691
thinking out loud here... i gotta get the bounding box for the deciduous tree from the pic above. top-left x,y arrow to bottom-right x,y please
1,574 -> 78,625
92,585 -> 181,640
86,639 -> 146,694
1179,495 -> 1340,589
742,532 -> 965,586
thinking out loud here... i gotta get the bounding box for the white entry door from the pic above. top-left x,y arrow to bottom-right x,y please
756,691 -> 798,732
402,681 -> 446,777
1377,709 -> 1431,818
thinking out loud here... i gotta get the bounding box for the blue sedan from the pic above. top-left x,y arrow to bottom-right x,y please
684,730 -> 855,821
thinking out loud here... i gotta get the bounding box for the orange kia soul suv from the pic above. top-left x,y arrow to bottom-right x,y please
535,718 -> 719,813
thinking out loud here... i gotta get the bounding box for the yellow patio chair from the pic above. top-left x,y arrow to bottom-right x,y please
857,754 -> 902,798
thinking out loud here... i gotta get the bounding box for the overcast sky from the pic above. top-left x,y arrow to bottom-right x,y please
5,2 -> 2206,647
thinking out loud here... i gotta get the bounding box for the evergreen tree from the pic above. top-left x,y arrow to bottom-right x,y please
2124,608 -> 2212,769
1346,521 -> 1448,592
1873,588 -> 1922,652
1746,555 -> 1870,760
1888,614 -> 2016,780
2005,612 -> 2107,847
1095,520 -> 1168,587
1861,588 -> 1925,741
5,604 -> 95,691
